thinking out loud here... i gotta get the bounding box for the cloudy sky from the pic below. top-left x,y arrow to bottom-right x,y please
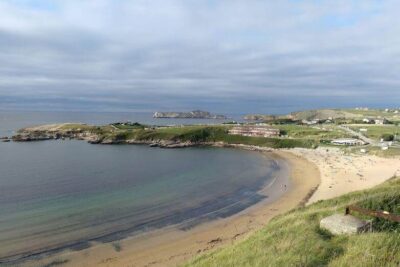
0,0 -> 399,114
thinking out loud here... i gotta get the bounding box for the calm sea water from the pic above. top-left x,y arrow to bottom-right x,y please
0,111 -> 284,263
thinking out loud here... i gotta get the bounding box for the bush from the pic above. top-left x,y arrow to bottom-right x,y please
178,128 -> 211,142
381,134 -> 394,141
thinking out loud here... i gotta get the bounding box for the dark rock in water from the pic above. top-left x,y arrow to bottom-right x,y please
149,143 -> 159,147
153,110 -> 226,119
1,136 -> 10,142
88,139 -> 102,144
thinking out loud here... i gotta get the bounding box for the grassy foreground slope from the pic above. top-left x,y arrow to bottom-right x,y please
185,177 -> 400,267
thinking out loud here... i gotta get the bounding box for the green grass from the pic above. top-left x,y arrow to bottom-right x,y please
344,108 -> 399,118
35,123 -> 346,149
349,125 -> 400,141
111,122 -> 146,130
58,123 -> 115,133
144,126 -> 316,148
185,177 -> 400,267
274,125 -> 350,140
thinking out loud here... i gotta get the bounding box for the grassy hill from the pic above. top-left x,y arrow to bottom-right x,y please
185,177 -> 400,267
245,108 -> 400,123
290,109 -> 361,121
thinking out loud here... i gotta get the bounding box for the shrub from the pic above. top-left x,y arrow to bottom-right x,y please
381,134 -> 394,141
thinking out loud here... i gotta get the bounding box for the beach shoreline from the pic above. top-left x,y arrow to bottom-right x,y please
285,147 -> 400,205
10,144 -> 400,267
18,149 -> 320,267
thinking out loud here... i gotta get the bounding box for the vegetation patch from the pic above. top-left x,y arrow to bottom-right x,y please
111,242 -> 122,252
349,125 -> 400,141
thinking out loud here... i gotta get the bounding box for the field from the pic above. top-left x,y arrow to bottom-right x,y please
136,125 -> 317,149
185,177 -> 400,267
58,123 -> 115,133
273,125 -> 350,140
349,125 -> 400,141
344,108 -> 400,119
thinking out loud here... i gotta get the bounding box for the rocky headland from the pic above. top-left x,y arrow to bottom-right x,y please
11,123 -> 214,148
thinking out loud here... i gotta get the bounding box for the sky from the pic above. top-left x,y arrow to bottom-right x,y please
0,0 -> 399,114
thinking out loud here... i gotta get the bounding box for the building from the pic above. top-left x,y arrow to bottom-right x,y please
229,125 -> 280,138
375,118 -> 389,125
331,138 -> 365,146
301,119 -> 319,125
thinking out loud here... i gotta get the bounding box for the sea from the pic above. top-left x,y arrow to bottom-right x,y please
0,111 -> 287,263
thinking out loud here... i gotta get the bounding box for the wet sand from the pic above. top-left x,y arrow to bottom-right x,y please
19,151 -> 320,267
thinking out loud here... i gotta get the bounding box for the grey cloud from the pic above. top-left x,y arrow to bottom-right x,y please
0,0 -> 399,113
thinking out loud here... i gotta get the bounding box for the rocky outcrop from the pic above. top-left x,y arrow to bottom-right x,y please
11,128 -> 207,148
12,133 -> 54,142
12,130 -> 101,143
1,136 -> 10,142
153,110 -> 226,119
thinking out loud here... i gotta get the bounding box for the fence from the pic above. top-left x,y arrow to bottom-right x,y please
345,205 -> 400,223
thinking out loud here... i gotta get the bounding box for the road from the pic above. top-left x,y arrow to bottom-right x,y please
338,125 -> 377,146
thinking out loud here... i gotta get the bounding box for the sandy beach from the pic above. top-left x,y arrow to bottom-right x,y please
18,150 -> 320,267
286,147 -> 400,204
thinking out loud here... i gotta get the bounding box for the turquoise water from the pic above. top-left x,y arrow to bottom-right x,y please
0,140 -> 284,263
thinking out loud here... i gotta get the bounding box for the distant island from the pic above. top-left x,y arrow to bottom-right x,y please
153,110 -> 227,119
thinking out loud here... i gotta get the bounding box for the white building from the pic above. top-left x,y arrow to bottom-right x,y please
302,119 -> 319,125
229,125 -> 280,138
375,118 -> 389,125
331,138 -> 365,146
